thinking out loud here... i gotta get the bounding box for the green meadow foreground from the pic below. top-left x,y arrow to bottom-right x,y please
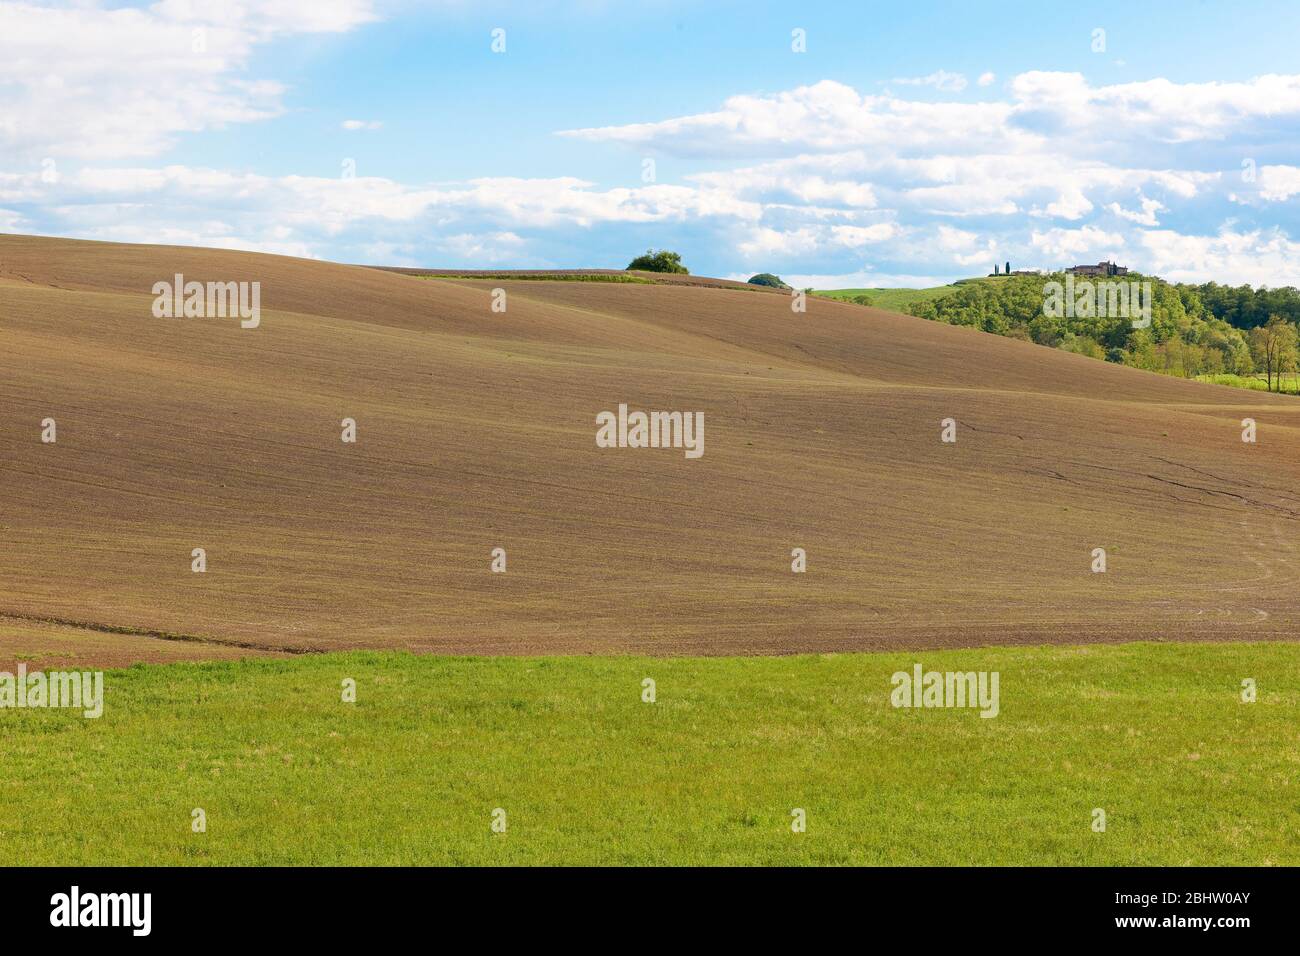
1,642 -> 1295,866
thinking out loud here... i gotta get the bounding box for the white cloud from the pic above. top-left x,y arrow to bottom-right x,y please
1139,227 -> 1300,285
436,231 -> 526,263
689,156 -> 877,208
891,70 -> 968,92
1030,225 -> 1125,260
342,119 -> 384,131
563,73 -> 1300,160
152,0 -> 379,35
830,223 -> 898,246
1257,165 -> 1300,202
550,73 -> 1298,280
936,225 -> 979,250
9,164 -> 771,262
679,148 -> 1215,224
737,226 -> 822,259
1038,188 -> 1094,221
1009,71 -> 1300,143
559,80 -> 1020,157
0,207 -> 28,231
0,0 -> 378,161
933,225 -> 998,266
777,269 -> 956,289
736,221 -> 897,259
977,72 -> 996,87
1106,196 -> 1165,226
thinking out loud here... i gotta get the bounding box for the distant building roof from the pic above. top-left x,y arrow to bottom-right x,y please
1067,260 -> 1128,276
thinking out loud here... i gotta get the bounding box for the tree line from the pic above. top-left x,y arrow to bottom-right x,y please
906,274 -> 1300,391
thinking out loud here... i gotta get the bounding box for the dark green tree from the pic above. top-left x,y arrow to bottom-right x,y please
626,249 -> 688,274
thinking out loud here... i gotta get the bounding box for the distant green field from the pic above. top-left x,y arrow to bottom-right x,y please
816,285 -> 963,312
1197,372 -> 1300,396
2,642 -> 1295,865
419,273 -> 653,283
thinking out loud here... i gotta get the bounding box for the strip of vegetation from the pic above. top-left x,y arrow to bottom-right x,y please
1196,372 -> 1300,395
417,273 -> 654,283
1,643 -> 1294,865
817,285 -> 965,312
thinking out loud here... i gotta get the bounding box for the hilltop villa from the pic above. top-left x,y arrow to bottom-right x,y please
1067,260 -> 1129,277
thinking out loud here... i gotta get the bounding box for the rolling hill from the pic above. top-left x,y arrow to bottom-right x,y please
3,234 -> 1300,667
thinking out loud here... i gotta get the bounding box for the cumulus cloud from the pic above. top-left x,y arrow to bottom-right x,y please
559,80 -> 1021,158
1009,71 -> 1300,144
934,224 -> 998,266
776,269 -> 956,289
736,221 -> 897,259
675,147 -> 1215,227
1139,227 -> 1300,285
1106,196 -> 1166,226
736,226 -> 822,259
1030,225 -> 1125,260
891,70 -> 968,92
342,119 -> 384,131
688,156 -> 878,208
1256,165 -> 1300,202
561,73 -> 1300,160
0,0 -> 377,160
830,222 -> 898,246
551,73 -> 1297,281
936,225 -> 979,250
4,164 -> 772,265
435,231 -> 526,263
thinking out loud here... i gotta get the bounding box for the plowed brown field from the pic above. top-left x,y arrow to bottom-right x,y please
3,234 -> 1300,666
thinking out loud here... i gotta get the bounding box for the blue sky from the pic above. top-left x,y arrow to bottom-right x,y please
4,0 -> 1300,285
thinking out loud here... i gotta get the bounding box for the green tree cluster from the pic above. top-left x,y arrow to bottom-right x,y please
626,249 -> 688,274
907,272 -> 1290,385
1184,283 -> 1300,329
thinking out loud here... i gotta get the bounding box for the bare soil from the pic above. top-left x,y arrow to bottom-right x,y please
3,234 -> 1299,666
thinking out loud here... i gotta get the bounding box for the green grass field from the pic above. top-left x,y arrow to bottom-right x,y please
1,642 -> 1295,865
1196,372 -> 1300,396
815,284 -> 962,312
418,273 -> 653,283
